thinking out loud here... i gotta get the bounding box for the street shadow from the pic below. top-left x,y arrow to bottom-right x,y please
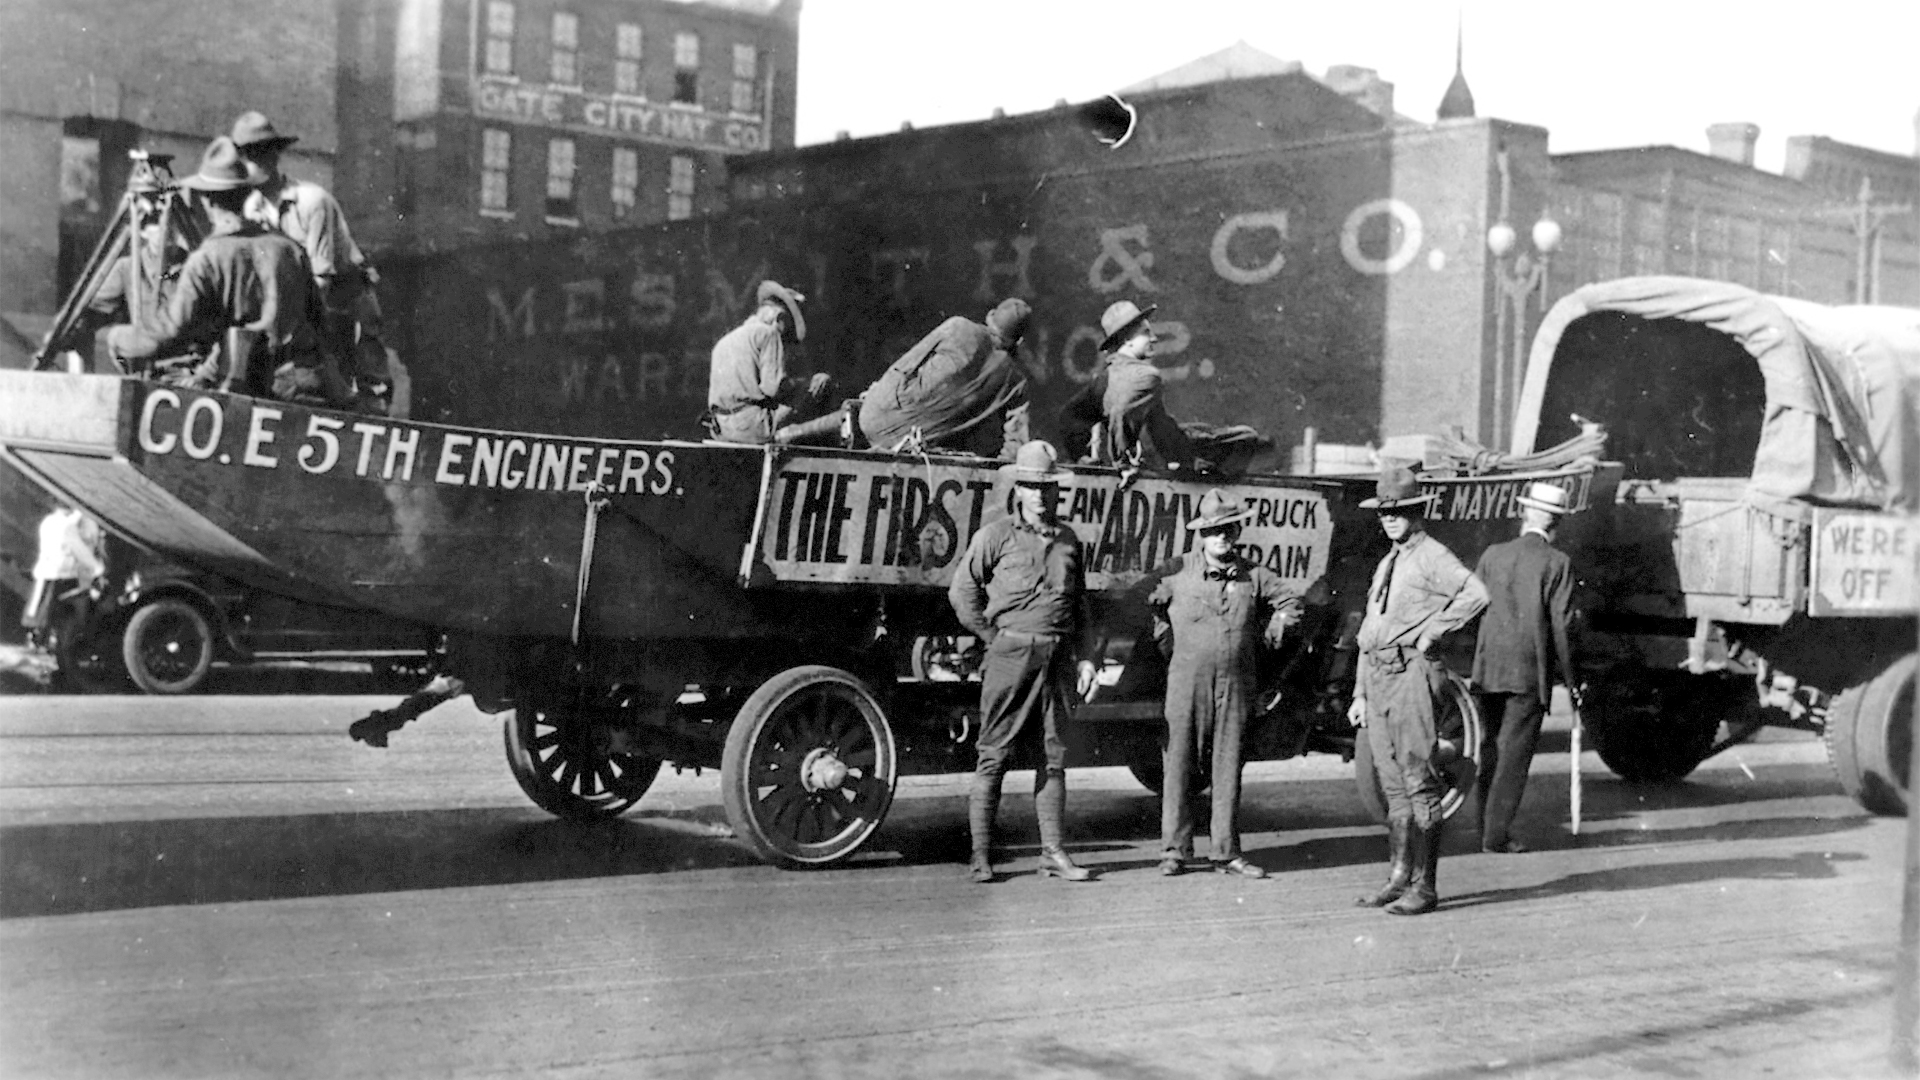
1442,849 -> 1867,911
0,805 -> 762,918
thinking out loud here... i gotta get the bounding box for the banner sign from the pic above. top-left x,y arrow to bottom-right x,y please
755,455 -> 1333,592
1421,469 -> 1596,522
470,78 -> 772,155
1811,509 -> 1919,616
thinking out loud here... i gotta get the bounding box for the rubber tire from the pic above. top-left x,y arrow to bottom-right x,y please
503,704 -> 663,819
1586,674 -> 1729,783
1352,669 -> 1484,826
1824,653 -> 1913,817
120,598 -> 214,695
722,665 -> 897,868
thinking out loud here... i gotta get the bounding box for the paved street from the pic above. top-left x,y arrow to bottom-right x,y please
0,691 -> 1910,1079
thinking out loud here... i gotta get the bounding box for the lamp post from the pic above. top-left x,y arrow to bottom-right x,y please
1487,149 -> 1561,452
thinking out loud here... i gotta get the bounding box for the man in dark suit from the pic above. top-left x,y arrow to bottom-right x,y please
1470,481 -> 1581,853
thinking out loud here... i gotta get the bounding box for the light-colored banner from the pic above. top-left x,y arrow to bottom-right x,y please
470,78 -> 772,154
1811,509 -> 1919,616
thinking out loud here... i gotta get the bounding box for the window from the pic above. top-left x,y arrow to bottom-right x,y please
673,32 -> 699,104
545,138 -> 577,221
484,1 -> 514,75
615,23 -> 643,95
611,147 -> 639,220
550,12 -> 578,85
480,127 -> 512,214
730,44 -> 758,115
668,154 -> 695,220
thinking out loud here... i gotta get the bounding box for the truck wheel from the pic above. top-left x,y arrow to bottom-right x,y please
722,665 -> 897,867
1352,670 -> 1484,825
1586,673 -> 1728,783
908,635 -> 980,682
504,703 -> 663,819
121,598 -> 214,695
1824,654 -> 1913,817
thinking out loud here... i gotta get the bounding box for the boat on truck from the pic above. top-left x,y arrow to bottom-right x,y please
0,368 -> 1609,866
1513,276 -> 1918,814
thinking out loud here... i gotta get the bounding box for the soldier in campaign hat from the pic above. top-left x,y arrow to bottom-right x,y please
1470,481 -> 1581,854
1093,300 -> 1194,472
1145,488 -> 1304,877
1349,463 -> 1487,915
706,280 -> 834,443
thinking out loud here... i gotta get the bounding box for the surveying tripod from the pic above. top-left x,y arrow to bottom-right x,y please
34,150 -> 206,374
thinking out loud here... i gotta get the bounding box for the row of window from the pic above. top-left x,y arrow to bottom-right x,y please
480,128 -> 697,223
485,1 -> 763,114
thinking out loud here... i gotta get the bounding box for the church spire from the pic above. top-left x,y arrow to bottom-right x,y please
1437,11 -> 1476,120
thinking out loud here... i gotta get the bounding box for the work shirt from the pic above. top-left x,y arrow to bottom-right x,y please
33,510 -> 105,583
248,177 -> 366,292
1149,552 -> 1303,727
1354,530 -> 1488,685
108,220 -> 322,365
1102,354 -> 1193,469
858,316 -> 1029,458
707,317 -> 791,443
949,515 -> 1089,647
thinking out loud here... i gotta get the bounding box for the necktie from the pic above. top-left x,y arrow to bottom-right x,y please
1374,548 -> 1398,612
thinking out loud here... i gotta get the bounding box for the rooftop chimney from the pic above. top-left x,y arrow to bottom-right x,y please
1706,122 -> 1760,166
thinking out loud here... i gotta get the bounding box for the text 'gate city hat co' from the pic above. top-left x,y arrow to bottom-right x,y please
1358,462 -> 1441,512
230,111 -> 299,151
177,137 -> 269,192
1187,488 -> 1251,532
1000,440 -> 1073,485
985,297 -> 1032,343
756,280 -> 807,342
1098,299 -> 1156,353
1516,481 -> 1574,515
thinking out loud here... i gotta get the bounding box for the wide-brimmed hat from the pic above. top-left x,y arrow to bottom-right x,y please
1516,481 -> 1573,515
1186,488 -> 1251,532
756,280 -> 807,342
999,440 -> 1073,485
1098,300 -> 1156,353
177,137 -> 268,192
230,111 -> 299,151
1358,462 -> 1440,511
984,297 -> 1032,343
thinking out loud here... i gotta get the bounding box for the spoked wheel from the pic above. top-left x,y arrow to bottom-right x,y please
504,701 -> 664,819
908,635 -> 982,682
1586,671 -> 1731,783
121,598 -> 213,695
1352,669 -> 1484,825
722,665 -> 897,867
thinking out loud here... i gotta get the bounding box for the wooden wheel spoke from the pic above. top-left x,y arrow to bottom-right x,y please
839,772 -> 888,818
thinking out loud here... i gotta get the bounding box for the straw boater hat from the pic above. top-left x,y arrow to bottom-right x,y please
1516,481 -> 1573,515
229,111 -> 299,151
756,280 -> 807,342
1098,299 -> 1156,353
177,137 -> 268,192
1357,462 -> 1441,511
984,297 -> 1032,343
1186,488 -> 1251,532
999,440 -> 1073,484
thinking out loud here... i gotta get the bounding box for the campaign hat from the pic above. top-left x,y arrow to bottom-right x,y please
1186,488 -> 1251,531
1357,462 -> 1440,511
230,111 -> 299,151
1098,300 -> 1156,353
999,440 -> 1073,485
756,280 -> 807,342
1516,481 -> 1573,515
177,137 -> 268,192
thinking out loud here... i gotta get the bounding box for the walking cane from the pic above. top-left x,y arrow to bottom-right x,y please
1568,691 -> 1585,836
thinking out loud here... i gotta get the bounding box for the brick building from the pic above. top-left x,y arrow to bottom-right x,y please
338,0 -> 800,257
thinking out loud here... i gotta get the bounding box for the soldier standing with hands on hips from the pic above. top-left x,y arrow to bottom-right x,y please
1148,489 -> 1304,878
1349,464 -> 1488,916
949,441 -> 1100,884
1470,481 -> 1581,854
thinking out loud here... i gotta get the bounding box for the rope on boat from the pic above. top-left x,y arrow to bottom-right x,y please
572,481 -> 611,645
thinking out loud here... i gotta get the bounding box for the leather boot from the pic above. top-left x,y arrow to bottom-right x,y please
773,407 -> 848,446
1035,770 -> 1093,881
968,771 -> 1002,883
1354,818 -> 1413,907
1386,820 -> 1443,916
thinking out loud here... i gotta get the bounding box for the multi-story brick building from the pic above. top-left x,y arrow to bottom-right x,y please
338,0 -> 799,256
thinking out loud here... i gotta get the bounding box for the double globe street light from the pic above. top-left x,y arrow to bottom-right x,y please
1486,148 -> 1561,451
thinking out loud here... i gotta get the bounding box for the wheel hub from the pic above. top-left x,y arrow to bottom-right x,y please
801,747 -> 849,793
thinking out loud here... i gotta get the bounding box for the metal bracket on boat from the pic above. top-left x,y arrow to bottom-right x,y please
572,481 -> 612,645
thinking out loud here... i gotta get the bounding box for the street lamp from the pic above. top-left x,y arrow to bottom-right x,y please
1487,148 -> 1560,451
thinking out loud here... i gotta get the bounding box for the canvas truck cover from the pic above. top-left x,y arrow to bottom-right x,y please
1514,276 -> 1920,513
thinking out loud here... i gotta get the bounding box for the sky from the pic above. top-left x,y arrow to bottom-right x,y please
793,0 -> 1920,174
